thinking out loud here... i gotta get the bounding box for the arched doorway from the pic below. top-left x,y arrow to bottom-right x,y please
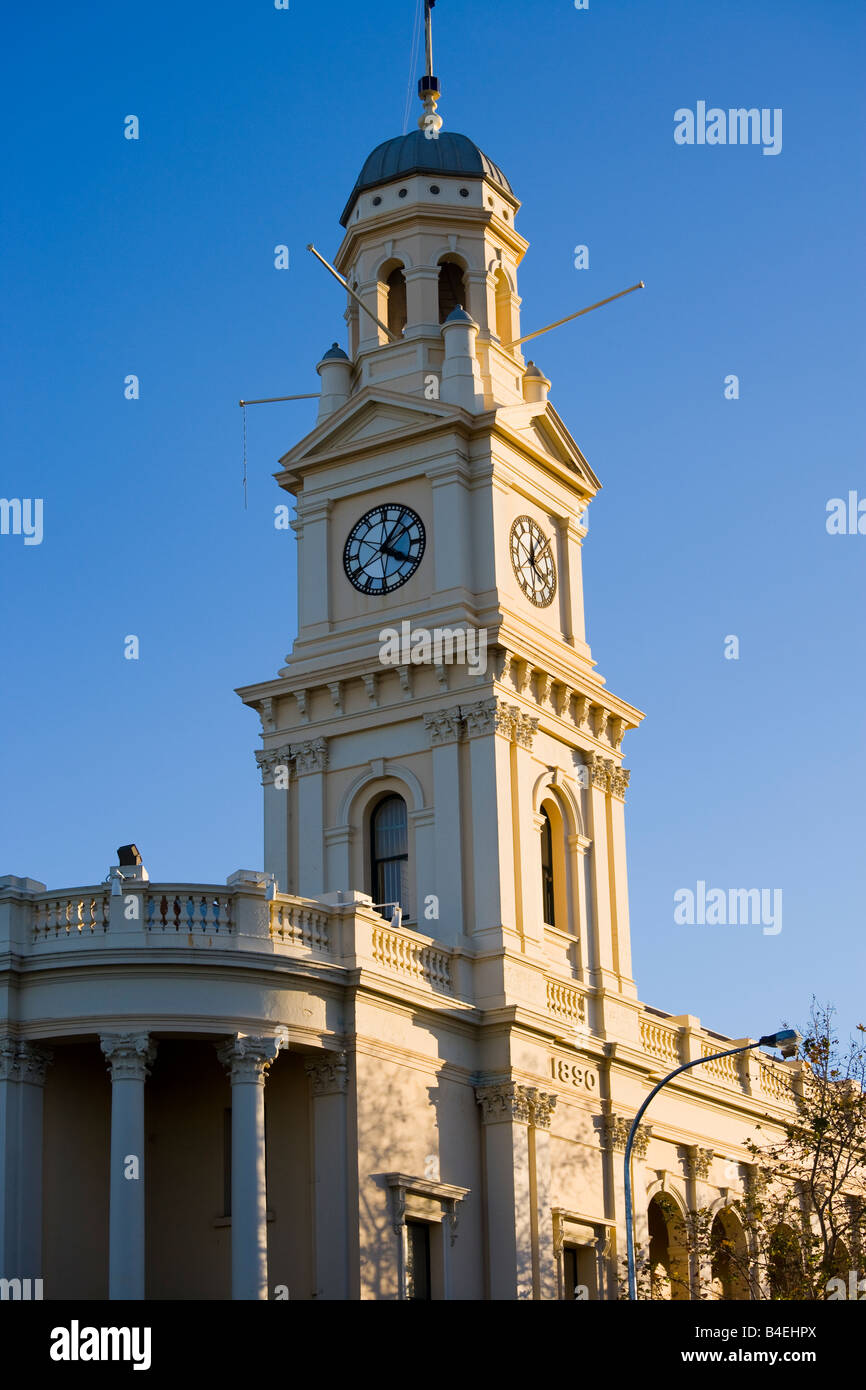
647,1194 -> 690,1300
768,1224 -> 804,1300
709,1208 -> 750,1299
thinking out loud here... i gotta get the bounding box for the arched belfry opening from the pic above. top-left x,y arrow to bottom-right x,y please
438,258 -> 468,322
378,260 -> 407,340
386,266 -> 407,338
494,267 -> 512,344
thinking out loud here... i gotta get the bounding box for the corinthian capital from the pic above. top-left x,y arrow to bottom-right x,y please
609,766 -> 630,801
424,707 -> 463,746
600,1113 -> 652,1157
217,1033 -> 284,1084
255,744 -> 294,785
0,1037 -> 53,1085
291,738 -> 329,774
101,1033 -> 157,1082
304,1051 -> 348,1095
475,1081 -> 555,1126
682,1145 -> 714,1182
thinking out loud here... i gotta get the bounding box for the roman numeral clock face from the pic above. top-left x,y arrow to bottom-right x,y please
343,504 -> 426,595
510,515 -> 557,607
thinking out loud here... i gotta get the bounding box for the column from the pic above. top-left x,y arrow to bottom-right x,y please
100,1033 -> 156,1300
257,745 -> 293,893
570,832 -> 592,985
0,1038 -> 52,1285
403,266 -> 439,338
217,1034 -> 283,1300
295,497 -> 331,637
684,1146 -> 715,1297
463,700 -> 521,945
530,1092 -> 558,1298
513,732 -> 545,957
602,1112 -> 652,1294
305,1053 -> 350,1300
587,756 -> 617,988
424,708 -> 465,938
560,515 -> 591,656
475,1082 -> 556,1299
428,463 -> 471,596
607,767 -> 637,998
294,739 -> 328,898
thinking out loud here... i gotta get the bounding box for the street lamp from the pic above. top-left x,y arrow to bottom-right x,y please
624,1028 -> 801,1301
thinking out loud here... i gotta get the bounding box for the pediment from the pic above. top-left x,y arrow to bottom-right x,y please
278,392 -> 455,471
500,402 -> 600,493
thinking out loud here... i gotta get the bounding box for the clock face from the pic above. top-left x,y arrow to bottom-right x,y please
343,504 -> 426,595
509,515 -> 557,608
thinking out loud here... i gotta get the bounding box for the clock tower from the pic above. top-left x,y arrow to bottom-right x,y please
237,64 -> 643,1040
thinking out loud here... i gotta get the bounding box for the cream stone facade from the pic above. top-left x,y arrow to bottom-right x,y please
0,79 -> 802,1303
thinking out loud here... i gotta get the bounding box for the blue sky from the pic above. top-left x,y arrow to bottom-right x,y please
1,0 -> 863,1044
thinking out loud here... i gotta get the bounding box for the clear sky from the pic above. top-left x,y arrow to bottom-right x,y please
2,0 -> 863,1044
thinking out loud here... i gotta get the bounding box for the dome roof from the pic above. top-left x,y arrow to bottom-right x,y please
340,130 -> 513,226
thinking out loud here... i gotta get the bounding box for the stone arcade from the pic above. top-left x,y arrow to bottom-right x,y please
0,59 -> 804,1302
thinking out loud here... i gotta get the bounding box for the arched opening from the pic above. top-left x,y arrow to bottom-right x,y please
710,1209 -> 750,1300
438,258 -> 468,322
494,267 -> 513,344
370,794 -> 409,915
768,1224 -> 803,1300
385,265 -> 407,338
647,1195 -> 690,1300
540,808 -> 556,926
539,794 -> 570,935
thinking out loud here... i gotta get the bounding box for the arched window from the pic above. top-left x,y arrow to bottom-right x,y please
438,259 -> 467,322
370,794 -> 408,913
539,795 -> 571,934
540,807 -> 556,927
386,266 -> 407,338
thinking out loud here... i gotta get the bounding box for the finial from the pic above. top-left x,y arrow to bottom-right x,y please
418,0 -> 443,138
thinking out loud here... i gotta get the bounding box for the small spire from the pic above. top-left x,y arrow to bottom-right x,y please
417,0 -> 443,137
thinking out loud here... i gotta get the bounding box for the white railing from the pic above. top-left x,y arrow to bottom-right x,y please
547,979 -> 586,1025
146,890 -> 234,934
700,1043 -> 741,1087
760,1060 -> 793,1102
32,890 -> 110,939
371,923 -> 452,992
269,901 -> 329,952
640,1016 -> 681,1066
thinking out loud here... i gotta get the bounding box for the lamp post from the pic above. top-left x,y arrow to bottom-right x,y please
624,1028 -> 800,1301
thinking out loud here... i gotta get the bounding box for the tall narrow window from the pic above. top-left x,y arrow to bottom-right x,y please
541,807 -> 556,926
405,1220 -> 432,1300
371,794 -> 409,913
386,266 -> 407,338
438,260 -> 467,322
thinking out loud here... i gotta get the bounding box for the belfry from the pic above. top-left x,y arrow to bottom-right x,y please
0,10 -> 802,1302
